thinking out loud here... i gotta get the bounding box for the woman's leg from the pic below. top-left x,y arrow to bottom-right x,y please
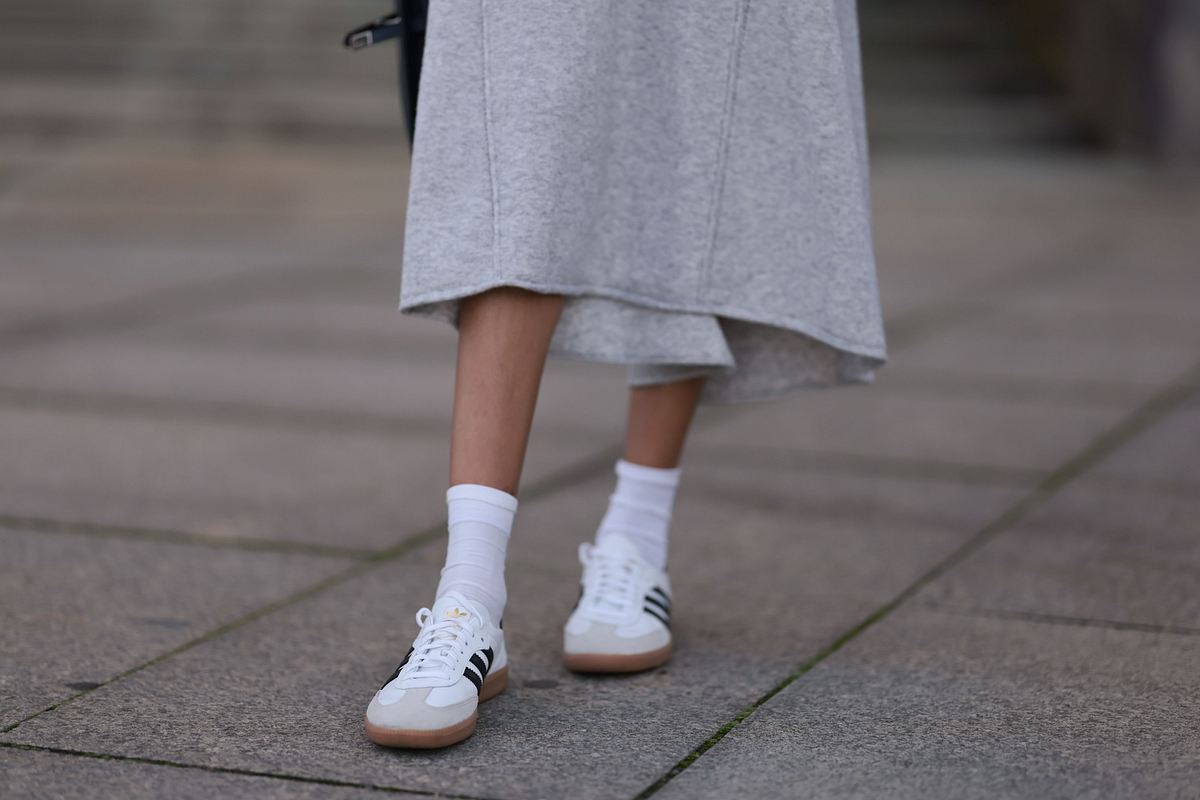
366,288 -> 563,748
436,287 -> 564,623
449,287 -> 565,493
623,376 -> 706,469
564,376 -> 704,673
591,376 -> 704,568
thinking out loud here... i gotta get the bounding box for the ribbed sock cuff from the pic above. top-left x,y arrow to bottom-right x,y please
615,459 -> 682,486
446,483 -> 519,511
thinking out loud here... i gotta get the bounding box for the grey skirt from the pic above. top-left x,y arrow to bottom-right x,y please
398,0 -> 887,404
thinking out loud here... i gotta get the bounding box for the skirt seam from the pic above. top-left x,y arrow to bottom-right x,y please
698,0 -> 752,302
479,0 -> 503,279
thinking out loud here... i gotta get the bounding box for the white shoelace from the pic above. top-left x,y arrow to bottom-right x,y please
578,543 -> 638,617
403,608 -> 473,681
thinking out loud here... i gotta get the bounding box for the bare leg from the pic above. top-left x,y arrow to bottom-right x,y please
364,288 -> 562,747
562,375 -> 705,674
622,376 -> 706,468
449,287 -> 565,494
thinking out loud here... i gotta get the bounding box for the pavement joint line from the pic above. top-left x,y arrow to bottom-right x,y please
0,556 -> 388,736
0,229 -> 1126,434
869,371 -> 1162,410
118,328 -> 460,365
0,443 -> 623,737
53,329 -> 1187,406
0,353 -> 1160,435
0,515 -> 378,560
0,446 -> 1052,561
1038,472 -> 1200,501
0,384 -> 455,438
0,444 -> 636,560
0,262 -> 390,350
630,361 -> 1200,800
6,395 -> 1193,563
0,233 -> 1137,548
917,603 -> 1200,638
0,742 -> 502,800
687,443 -> 1047,488
85,324 -> 478,364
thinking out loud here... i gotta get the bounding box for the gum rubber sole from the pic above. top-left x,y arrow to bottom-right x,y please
564,643 -> 672,674
365,667 -> 508,749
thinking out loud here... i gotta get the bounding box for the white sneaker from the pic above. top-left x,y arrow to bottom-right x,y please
563,534 -> 673,673
365,591 -> 508,748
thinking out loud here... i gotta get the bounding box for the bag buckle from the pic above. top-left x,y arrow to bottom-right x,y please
343,13 -> 404,50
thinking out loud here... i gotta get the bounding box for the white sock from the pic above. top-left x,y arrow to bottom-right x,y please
436,483 -> 518,624
595,459 -> 681,570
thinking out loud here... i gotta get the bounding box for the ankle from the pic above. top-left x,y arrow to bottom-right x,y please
594,459 -> 681,570
436,483 -> 518,624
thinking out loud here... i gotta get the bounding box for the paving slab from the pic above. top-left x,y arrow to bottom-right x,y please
0,337 -> 630,439
967,302 -> 1200,349
1014,225 -> 1200,321
0,254 -> 631,439
0,748 -> 416,800
1,462 -> 1024,799
873,283 -> 940,321
892,316 -> 1198,386
654,606 -> 1200,800
914,405 -> 1200,629
869,366 -> 1153,411
872,156 -> 1165,276
691,387 -> 1124,472
874,163 -> 1200,336
873,196 -> 1104,299
1002,289 -> 1200,338
0,143 -> 409,242
0,405 -> 607,551
0,238 -> 324,332
916,483 -> 1200,630
884,204 -> 1200,387
1087,406 -> 1200,490
0,525 -> 348,730
131,293 -> 460,358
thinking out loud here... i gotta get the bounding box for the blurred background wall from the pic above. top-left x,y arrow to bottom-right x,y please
1007,0 -> 1200,161
3,0 -> 1196,161
1,0 -> 398,149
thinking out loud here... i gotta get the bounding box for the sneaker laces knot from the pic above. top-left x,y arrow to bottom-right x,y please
403,608 -> 472,681
579,543 -> 638,616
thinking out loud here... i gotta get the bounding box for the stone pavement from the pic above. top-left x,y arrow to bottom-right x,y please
2,136 -> 1199,799
2,2 -> 1200,795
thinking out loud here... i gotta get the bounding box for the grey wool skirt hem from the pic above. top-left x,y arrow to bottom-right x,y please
397,0 -> 888,405
401,278 -> 886,405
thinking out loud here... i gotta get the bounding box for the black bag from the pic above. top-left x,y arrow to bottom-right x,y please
343,0 -> 429,145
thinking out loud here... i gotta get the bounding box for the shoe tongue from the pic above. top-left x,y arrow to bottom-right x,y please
431,591 -> 486,628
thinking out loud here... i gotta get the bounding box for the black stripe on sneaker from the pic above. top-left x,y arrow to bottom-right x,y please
380,647 -> 414,689
643,605 -> 670,628
644,594 -> 670,615
469,652 -> 490,680
648,587 -> 671,608
462,664 -> 483,691
481,646 -> 495,672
